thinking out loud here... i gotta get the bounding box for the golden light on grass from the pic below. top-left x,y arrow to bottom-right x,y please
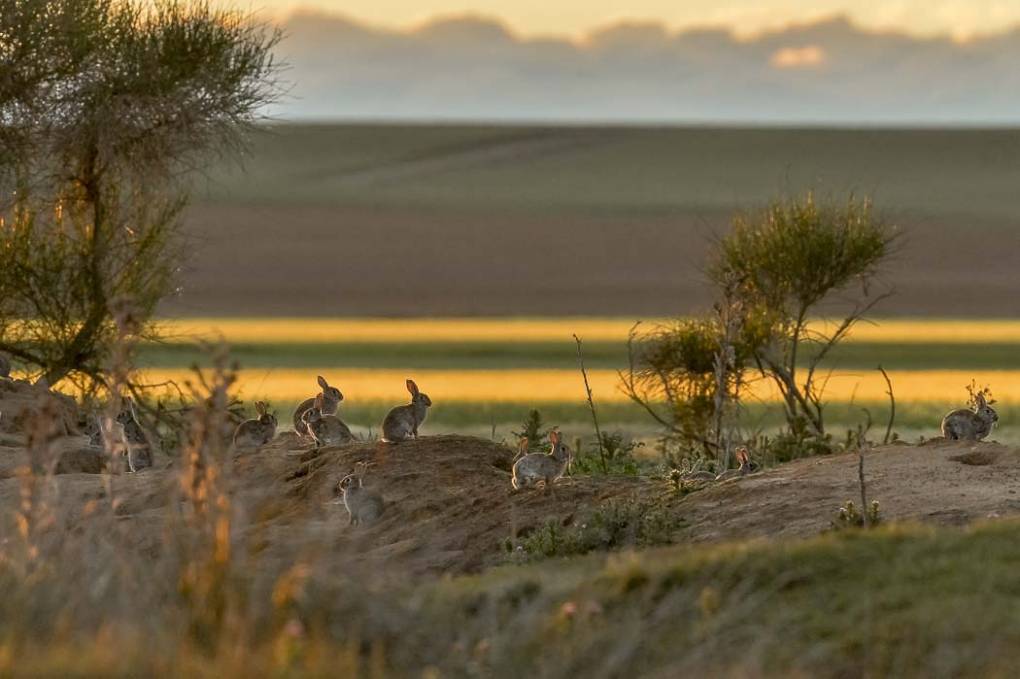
158,317 -> 1020,345
158,317 -> 650,343
135,367 -> 1020,404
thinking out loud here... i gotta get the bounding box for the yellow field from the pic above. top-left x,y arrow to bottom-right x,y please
137,367 -> 1020,404
159,317 -> 1020,344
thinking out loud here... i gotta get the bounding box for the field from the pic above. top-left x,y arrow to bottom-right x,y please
133,316 -> 1020,442
155,124 -> 1020,439
175,125 -> 1020,317
8,125 -> 1020,676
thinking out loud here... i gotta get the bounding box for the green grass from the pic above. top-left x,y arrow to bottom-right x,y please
418,520 -> 1020,677
197,125 -> 1020,220
13,520 -> 1020,676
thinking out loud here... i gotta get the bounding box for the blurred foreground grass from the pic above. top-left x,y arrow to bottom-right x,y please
8,520 -> 1020,677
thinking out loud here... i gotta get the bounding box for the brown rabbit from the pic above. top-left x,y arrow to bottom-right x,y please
293,376 -> 343,437
714,446 -> 753,481
302,393 -> 355,447
233,401 -> 278,449
381,379 -> 431,443
511,430 -> 571,490
337,464 -> 385,526
941,392 -> 998,441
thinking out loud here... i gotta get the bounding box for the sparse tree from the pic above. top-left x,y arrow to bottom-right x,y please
0,0 -> 281,390
710,193 -> 897,438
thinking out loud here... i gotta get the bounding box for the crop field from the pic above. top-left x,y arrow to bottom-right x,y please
173,124 -> 1020,318
135,317 -> 1020,440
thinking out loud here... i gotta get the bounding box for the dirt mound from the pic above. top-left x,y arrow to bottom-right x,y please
675,439 -> 1020,541
5,433 -> 1020,580
0,378 -> 79,439
233,434 -> 650,576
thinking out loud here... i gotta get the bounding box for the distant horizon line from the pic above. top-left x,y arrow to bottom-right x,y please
260,117 -> 1020,130
273,8 -> 1020,44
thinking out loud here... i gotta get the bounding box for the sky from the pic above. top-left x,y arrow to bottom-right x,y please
253,0 -> 1020,40
264,8 -> 1020,124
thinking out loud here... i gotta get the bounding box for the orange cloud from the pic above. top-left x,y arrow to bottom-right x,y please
770,45 -> 826,68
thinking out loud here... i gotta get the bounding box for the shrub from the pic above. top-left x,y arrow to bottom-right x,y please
710,192 -> 898,440
571,431 -> 644,476
0,0 -> 281,390
511,409 -> 551,452
512,500 -> 682,560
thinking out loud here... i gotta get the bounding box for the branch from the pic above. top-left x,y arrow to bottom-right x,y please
878,364 -> 896,445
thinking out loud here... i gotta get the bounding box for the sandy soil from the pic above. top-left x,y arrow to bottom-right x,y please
168,204 -> 1020,317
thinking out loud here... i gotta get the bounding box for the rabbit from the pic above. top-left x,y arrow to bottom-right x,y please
942,392 -> 998,441
301,393 -> 355,447
293,376 -> 343,437
511,430 -> 571,490
336,466 -> 385,526
233,400 -> 278,449
82,412 -> 104,447
714,446 -> 753,481
114,399 -> 152,472
381,379 -> 431,443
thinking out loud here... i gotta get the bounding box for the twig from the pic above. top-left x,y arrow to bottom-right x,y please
858,447 -> 869,528
878,364 -> 895,445
573,334 -> 606,474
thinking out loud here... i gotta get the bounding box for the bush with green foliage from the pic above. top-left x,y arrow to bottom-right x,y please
571,430 -> 644,476
0,0 -> 281,391
710,193 -> 897,439
511,409 -> 551,452
510,499 -> 682,559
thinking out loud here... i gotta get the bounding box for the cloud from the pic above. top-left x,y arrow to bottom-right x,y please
272,11 -> 1020,123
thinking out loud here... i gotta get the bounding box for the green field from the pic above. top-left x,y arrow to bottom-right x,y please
198,125 -> 1020,219
135,327 -> 1020,442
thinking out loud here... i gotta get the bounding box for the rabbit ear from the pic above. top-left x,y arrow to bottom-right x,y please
976,392 -> 987,407
255,401 -> 265,415
406,379 -> 419,396
518,437 -> 529,454
549,430 -> 560,446
314,393 -> 323,409
317,375 -> 329,390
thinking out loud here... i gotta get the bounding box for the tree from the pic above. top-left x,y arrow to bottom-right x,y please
0,0 -> 281,390
709,193 -> 897,438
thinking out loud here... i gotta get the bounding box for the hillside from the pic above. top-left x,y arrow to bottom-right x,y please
7,376 -> 1020,676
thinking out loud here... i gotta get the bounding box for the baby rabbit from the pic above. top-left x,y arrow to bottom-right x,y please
301,393 -> 355,447
293,376 -> 343,437
714,446 -> 753,481
382,379 -> 431,443
511,430 -> 571,490
337,465 -> 385,526
942,392 -> 999,441
233,400 -> 278,449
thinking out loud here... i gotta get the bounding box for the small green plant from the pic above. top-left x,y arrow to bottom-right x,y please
830,500 -> 882,531
512,409 -> 550,453
572,431 -> 644,475
511,500 -> 682,560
